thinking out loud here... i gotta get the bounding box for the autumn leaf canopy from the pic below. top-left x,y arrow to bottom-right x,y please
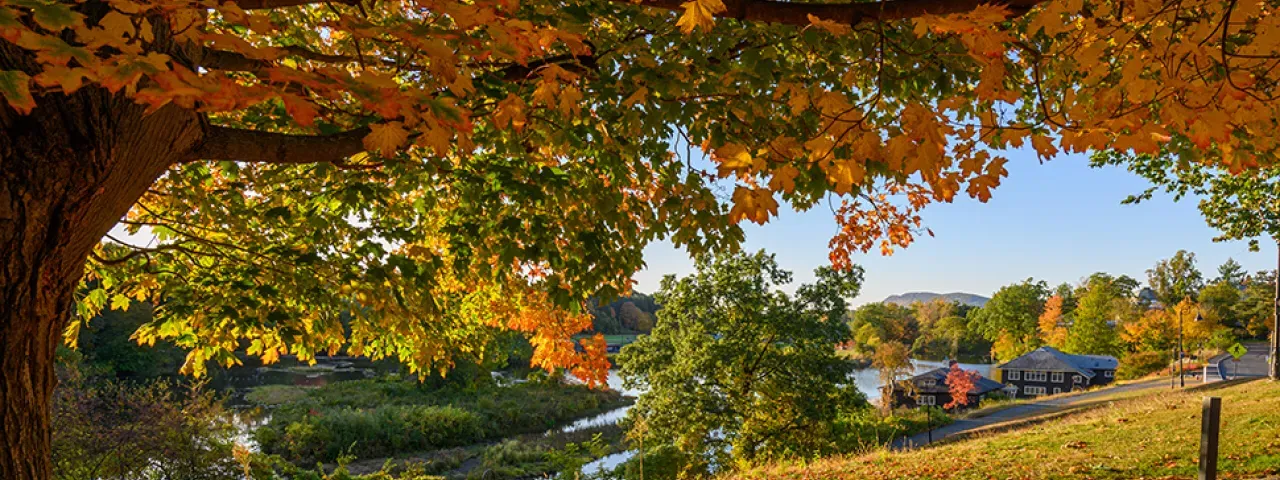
4,0 -> 1277,380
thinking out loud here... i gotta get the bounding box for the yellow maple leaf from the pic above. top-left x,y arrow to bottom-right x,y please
34,65 -> 92,94
1030,134 -> 1058,160
676,0 -> 726,34
807,14 -> 851,35
729,186 -> 779,225
622,86 -> 647,107
713,143 -> 754,178
364,121 -> 410,155
769,164 -> 800,193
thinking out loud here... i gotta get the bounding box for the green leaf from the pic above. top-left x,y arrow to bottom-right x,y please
0,70 -> 34,114
110,294 -> 131,311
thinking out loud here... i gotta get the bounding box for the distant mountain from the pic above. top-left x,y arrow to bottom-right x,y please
881,292 -> 990,307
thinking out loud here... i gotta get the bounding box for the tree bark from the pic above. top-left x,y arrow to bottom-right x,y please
0,83 -> 203,479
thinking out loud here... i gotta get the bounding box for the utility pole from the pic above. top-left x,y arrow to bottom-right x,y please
1271,240 -> 1279,381
1180,298 -> 1187,389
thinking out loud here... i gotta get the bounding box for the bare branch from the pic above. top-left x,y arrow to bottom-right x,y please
620,0 -> 1044,27
191,126 -> 370,165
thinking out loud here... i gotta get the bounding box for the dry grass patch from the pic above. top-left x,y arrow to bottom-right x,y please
737,380 -> 1280,480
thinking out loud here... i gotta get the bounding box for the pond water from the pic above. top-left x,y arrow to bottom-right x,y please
221,355 -> 991,472
576,359 -> 994,476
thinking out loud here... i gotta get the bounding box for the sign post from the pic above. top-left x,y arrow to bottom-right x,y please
1200,396 -> 1221,480
1226,343 -> 1248,380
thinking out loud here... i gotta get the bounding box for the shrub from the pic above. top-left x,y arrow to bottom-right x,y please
52,373 -> 241,480
256,378 -> 627,463
1118,351 -> 1170,380
834,406 -> 951,453
270,405 -> 485,462
245,385 -> 311,406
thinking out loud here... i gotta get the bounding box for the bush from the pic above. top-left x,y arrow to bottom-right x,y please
52,372 -> 241,480
272,405 -> 485,462
834,406 -> 952,453
246,385 -> 311,405
1118,351 -> 1170,380
255,378 -> 628,463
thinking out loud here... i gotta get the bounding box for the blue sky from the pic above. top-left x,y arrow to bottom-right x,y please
632,146 -> 1275,306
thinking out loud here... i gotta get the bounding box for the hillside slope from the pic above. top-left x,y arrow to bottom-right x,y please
882,292 -> 989,307
737,380 -> 1280,480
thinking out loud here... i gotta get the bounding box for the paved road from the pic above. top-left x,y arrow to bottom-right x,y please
895,344 -> 1272,450
1209,342 -> 1271,380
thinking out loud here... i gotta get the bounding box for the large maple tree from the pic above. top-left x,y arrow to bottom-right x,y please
1,0 -> 1278,475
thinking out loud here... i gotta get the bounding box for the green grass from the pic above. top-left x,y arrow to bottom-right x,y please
576,334 -> 640,345
252,377 -> 630,464
244,384 -> 312,406
737,379 -> 1280,479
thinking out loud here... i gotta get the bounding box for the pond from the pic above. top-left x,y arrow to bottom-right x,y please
576,359 -> 994,476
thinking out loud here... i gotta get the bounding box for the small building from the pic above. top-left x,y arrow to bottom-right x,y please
997,347 -> 1118,398
890,364 -> 1005,410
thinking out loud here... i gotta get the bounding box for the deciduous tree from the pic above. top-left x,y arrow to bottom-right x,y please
872,340 -> 913,410
1145,251 -> 1205,307
944,362 -> 980,410
1038,295 -> 1069,349
617,252 -> 865,469
6,0 -> 1280,472
1063,279 -> 1125,357
968,279 -> 1047,359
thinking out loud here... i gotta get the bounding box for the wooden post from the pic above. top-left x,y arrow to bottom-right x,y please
1200,396 -> 1221,480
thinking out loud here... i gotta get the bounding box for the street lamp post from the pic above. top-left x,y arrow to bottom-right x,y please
1175,299 -> 1204,389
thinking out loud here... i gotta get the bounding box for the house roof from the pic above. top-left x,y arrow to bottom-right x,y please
996,347 -> 1119,377
910,367 -> 1005,395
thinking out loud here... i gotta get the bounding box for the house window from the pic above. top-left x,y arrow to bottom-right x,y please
1026,371 -> 1047,382
920,395 -> 936,406
1007,370 -> 1020,380
1104,371 -> 1113,378
920,379 -> 936,388
1023,386 -> 1047,396
1051,372 -> 1064,383
1053,388 -> 1062,394
1073,375 -> 1084,383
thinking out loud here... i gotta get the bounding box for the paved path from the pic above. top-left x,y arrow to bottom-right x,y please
1208,342 -> 1271,380
894,344 -> 1273,450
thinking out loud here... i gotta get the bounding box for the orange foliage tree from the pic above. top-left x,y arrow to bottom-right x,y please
4,0 -> 1280,474
945,362 -> 981,409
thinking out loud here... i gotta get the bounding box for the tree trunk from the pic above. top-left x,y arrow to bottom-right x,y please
1271,239 -> 1279,381
0,80 -> 203,478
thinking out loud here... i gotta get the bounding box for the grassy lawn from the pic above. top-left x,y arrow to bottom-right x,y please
737,379 -> 1280,479
576,334 -> 639,345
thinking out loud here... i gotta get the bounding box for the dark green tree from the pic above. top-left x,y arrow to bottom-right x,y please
1216,259 -> 1248,290
967,279 -> 1048,361
1063,279 -> 1126,357
617,252 -> 865,470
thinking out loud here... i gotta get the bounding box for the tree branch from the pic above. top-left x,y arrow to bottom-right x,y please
621,0 -> 1044,26
226,0 -> 357,10
191,126 -> 370,164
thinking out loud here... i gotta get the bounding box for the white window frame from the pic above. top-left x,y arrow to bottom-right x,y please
920,379 -> 936,388
1051,372 -> 1064,383
1053,388 -> 1062,394
1105,371 -> 1114,378
1073,375 -> 1084,384
1023,386 -> 1046,396
919,395 -> 936,406
1007,370 -> 1020,381
1026,371 -> 1047,382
